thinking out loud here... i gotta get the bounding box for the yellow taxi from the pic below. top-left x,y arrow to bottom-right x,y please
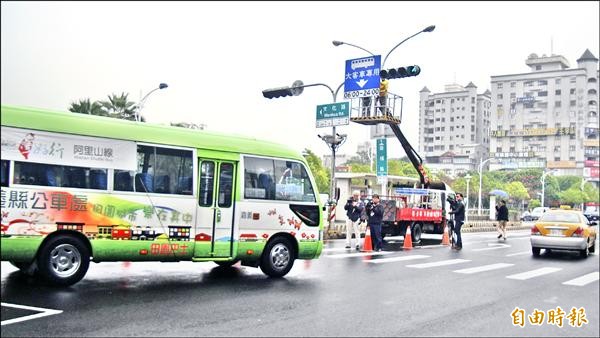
530,209 -> 597,258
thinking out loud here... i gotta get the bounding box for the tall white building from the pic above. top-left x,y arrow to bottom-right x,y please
418,83 -> 492,177
489,50 -> 599,179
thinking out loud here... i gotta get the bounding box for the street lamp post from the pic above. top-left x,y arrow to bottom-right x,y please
136,83 -> 168,122
465,174 -> 472,223
541,169 -> 558,208
478,157 -> 493,215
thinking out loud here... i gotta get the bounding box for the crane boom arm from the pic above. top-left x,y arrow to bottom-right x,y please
388,123 -> 430,188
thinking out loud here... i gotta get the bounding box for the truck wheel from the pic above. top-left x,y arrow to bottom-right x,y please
412,223 -> 422,243
532,247 -> 541,257
260,237 -> 295,278
37,235 -> 90,286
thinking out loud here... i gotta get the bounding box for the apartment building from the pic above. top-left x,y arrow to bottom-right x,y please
418,83 -> 492,177
489,50 -> 599,180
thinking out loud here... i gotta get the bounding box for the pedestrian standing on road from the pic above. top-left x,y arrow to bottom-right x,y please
495,199 -> 509,240
366,194 -> 384,251
344,190 -> 364,250
449,193 -> 465,250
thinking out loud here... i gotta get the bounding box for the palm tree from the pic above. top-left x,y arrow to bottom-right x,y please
68,98 -> 108,116
99,92 -> 139,121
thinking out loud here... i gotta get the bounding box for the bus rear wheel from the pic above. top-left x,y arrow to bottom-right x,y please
37,235 -> 90,286
260,237 -> 295,278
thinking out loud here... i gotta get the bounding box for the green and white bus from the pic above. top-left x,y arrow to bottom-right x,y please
0,105 -> 323,286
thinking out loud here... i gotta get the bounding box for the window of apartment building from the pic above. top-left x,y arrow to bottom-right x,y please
555,123 -> 561,129
451,98 -> 455,103
435,117 -> 440,121
449,145 -> 454,150
510,147 -> 516,152
471,97 -> 475,104
435,136 -> 440,140
450,126 -> 454,131
555,89 -> 561,95
436,100 -> 441,104
538,91 -> 547,97
570,88 -> 576,94
569,145 -> 576,151
441,127 -> 445,131
510,82 -> 516,88
471,106 -> 475,113
451,108 -> 454,112
442,117 -> 445,122
525,81 -> 533,87
570,100 -> 576,106
450,117 -> 454,122
569,156 -> 576,161
436,127 -> 440,131
555,78 -> 561,85
570,77 -> 576,83
510,124 -> 516,130
538,102 -> 548,109
471,125 -> 475,132
497,94 -> 503,100
539,145 -> 546,151
589,78 -> 598,83
570,122 -> 576,129
497,83 -> 503,89
462,106 -> 465,111
590,89 -> 598,95
536,65 -> 542,70
461,135 -> 465,138
554,146 -> 560,152
555,101 -> 561,108
538,80 -> 547,86
570,135 -> 576,140
497,125 -> 503,130
496,147 -> 502,152
450,136 -> 453,141
510,92 -> 516,99
554,156 -> 561,161
471,116 -> 475,122
569,111 -> 576,118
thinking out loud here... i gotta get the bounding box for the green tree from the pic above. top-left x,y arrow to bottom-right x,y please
583,182 -> 599,203
303,149 -> 329,195
529,199 -> 541,209
506,181 -> 530,210
99,92 -> 140,121
68,98 -> 108,116
559,187 -> 587,207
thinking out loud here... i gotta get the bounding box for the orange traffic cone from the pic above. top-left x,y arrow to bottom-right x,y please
362,226 -> 373,252
403,225 -> 413,250
441,223 -> 450,246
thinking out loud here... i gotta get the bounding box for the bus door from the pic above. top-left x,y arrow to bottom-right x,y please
195,159 -> 237,258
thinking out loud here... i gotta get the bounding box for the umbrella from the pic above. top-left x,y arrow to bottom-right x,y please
489,189 -> 509,198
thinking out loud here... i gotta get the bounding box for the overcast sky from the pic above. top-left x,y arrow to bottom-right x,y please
2,1 -> 598,160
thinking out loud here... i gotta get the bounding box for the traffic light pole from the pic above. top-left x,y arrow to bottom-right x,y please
263,81 -> 346,239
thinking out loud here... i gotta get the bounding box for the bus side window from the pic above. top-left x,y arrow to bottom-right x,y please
1,160 -> 8,187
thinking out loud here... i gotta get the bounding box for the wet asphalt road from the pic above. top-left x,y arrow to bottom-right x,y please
1,230 -> 598,337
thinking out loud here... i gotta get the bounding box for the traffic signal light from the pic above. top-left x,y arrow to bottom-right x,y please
380,65 -> 421,80
262,87 -> 293,99
262,80 -> 305,99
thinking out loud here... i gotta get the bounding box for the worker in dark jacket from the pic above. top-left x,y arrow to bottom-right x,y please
495,199 -> 509,240
449,193 -> 465,250
366,194 -> 385,251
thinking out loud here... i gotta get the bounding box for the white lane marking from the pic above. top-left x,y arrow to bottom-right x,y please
325,251 -> 394,258
472,243 -> 511,252
407,259 -> 471,269
483,237 -> 529,243
453,263 -> 515,274
1,302 -> 63,326
506,267 -> 563,280
562,272 -> 600,286
367,255 -> 430,264
506,250 -> 531,257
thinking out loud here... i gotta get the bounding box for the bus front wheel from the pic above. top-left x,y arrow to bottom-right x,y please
37,235 -> 90,286
260,237 -> 295,278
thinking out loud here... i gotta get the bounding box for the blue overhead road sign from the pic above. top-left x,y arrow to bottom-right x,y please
344,55 -> 381,99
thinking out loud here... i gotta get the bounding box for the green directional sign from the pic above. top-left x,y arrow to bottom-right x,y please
376,138 -> 387,176
316,102 -> 350,128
